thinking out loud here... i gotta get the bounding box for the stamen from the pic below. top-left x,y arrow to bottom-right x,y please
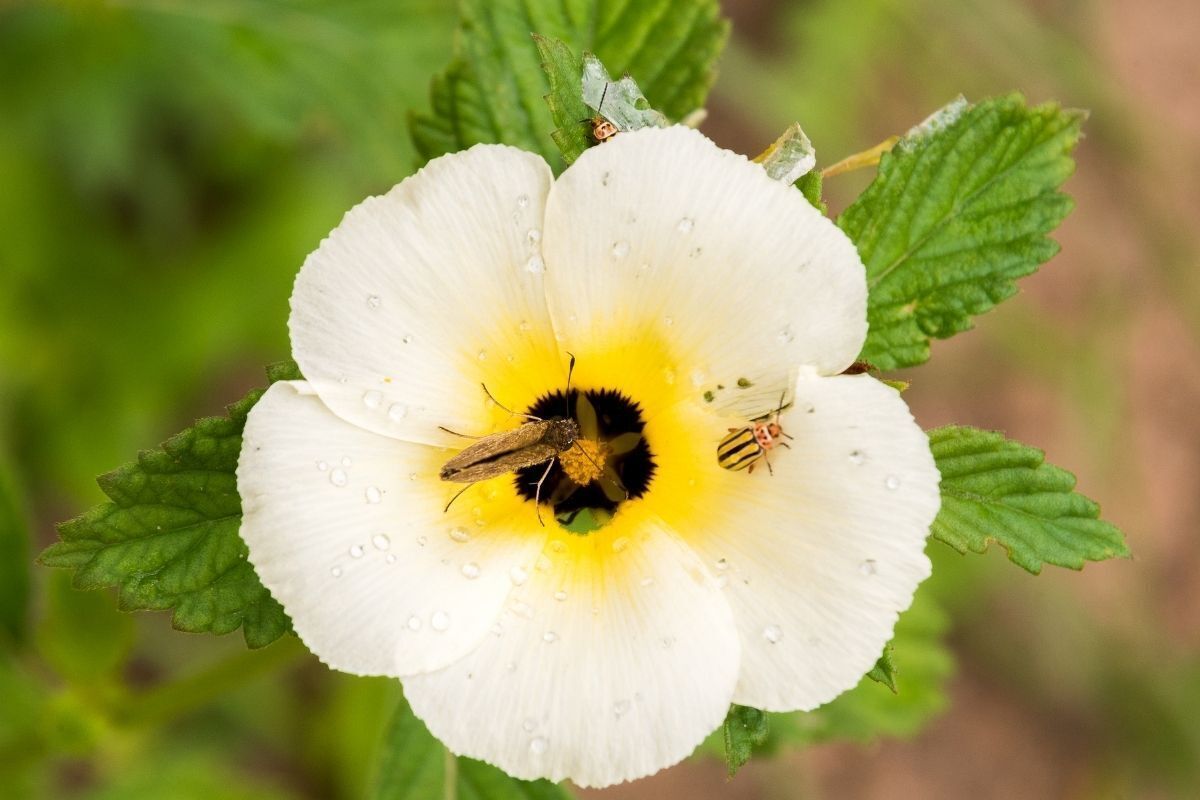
559,439 -> 609,485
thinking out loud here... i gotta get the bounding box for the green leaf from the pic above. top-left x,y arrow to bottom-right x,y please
866,647 -> 897,693
0,455 -> 31,647
370,697 -> 572,800
722,704 -> 769,777
411,0 -> 729,168
930,425 -> 1130,573
838,94 -> 1085,369
40,368 -> 293,648
753,122 -> 816,185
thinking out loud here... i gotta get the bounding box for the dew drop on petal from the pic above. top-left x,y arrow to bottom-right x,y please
553,590 -> 568,602
777,327 -> 795,345
522,718 -> 536,733
527,228 -> 541,245
406,615 -> 422,631
366,294 -> 381,309
535,555 -> 551,572
640,577 -> 655,587
516,194 -> 530,209
885,475 -> 901,491
715,575 -> 729,589
510,566 -> 529,586
330,566 -> 343,578
349,545 -> 364,559
431,611 -> 451,632
316,460 -> 329,472
519,319 -> 532,332
461,562 -> 481,579
387,403 -> 408,422
763,625 -> 783,644
529,737 -> 548,756
677,216 -> 694,233
449,527 -> 470,543
362,390 -> 383,409
542,631 -> 557,644
416,536 -> 427,547
689,247 -> 702,259
715,557 -> 730,571
689,369 -> 706,388
663,315 -> 674,327
329,469 -> 348,487
525,254 -> 544,273
549,540 -> 567,554
511,601 -> 533,619
849,450 -> 866,466
613,699 -> 631,718
341,457 -> 352,468
611,240 -> 630,259
477,349 -> 488,361
385,554 -> 396,564
859,559 -> 878,575
364,486 -> 382,504
612,536 -> 629,553
371,534 -> 390,551
402,334 -> 414,345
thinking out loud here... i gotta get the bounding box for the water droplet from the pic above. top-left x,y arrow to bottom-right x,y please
612,536 -> 629,553
777,327 -> 796,345
449,527 -> 470,543
526,228 -> 541,245
366,294 -> 381,309
510,566 -> 529,586
387,403 -> 408,422
408,472 -> 417,481
505,353 -> 515,363
690,369 -> 706,387
330,566 -> 343,578
372,534 -> 391,551
519,319 -> 532,332
849,450 -> 866,466
385,554 -> 396,564
640,577 -> 655,588
431,611 -> 451,632
715,575 -> 730,589
349,545 -> 364,559
529,737 -> 548,756
611,240 -> 630,259
341,457 -> 352,468
316,460 -> 329,471
802,402 -> 816,414
549,540 -> 566,554
542,631 -> 558,643
677,216 -> 694,233
516,194 -> 530,208
505,661 -> 517,671
663,368 -> 676,385
715,557 -> 730,571
329,469 -> 348,487
763,625 -> 783,644
689,247 -> 702,259
364,486 -> 382,504
885,475 -> 901,491
663,315 -> 674,327
525,254 -> 544,273
461,562 -> 481,579
511,601 -> 533,619
613,699 -> 631,718
600,171 -> 611,186
522,718 -> 536,733
416,535 -> 428,547
402,334 -> 414,345
406,615 -> 422,631
362,390 -> 383,409
859,559 -> 877,575
535,555 -> 551,572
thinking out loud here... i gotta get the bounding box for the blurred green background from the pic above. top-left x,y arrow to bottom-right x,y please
2,0 -> 1197,798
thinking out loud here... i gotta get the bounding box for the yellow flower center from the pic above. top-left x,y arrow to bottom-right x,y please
558,437 -> 610,485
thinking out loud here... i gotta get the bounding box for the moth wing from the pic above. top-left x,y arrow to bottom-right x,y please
441,423 -> 549,473
446,442 -> 558,483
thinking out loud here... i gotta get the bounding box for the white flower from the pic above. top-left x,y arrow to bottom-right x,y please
236,127 -> 940,788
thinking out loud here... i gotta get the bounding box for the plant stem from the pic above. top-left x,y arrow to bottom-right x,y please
120,635 -> 307,728
443,746 -> 458,800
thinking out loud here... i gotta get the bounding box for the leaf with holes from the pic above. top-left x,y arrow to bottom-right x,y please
411,0 -> 729,169
839,94 -> 1085,369
40,369 -> 294,648
930,426 -> 1129,573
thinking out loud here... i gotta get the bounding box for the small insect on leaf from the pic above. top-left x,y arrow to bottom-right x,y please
717,392 -> 793,476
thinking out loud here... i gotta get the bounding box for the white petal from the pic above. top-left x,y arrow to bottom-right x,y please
237,382 -> 545,676
402,522 -> 740,788
290,145 -> 562,446
677,372 -> 939,711
540,126 -> 867,418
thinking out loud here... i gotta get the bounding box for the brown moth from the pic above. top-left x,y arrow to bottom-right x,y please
439,355 -> 596,525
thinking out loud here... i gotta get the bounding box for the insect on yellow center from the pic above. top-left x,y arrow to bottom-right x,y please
559,438 -> 609,485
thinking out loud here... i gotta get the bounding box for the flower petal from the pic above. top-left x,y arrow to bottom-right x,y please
673,372 -> 939,711
290,145 -> 561,446
402,523 -> 740,788
540,126 -> 867,418
237,382 -> 545,676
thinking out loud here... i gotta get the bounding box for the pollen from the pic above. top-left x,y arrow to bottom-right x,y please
559,438 -> 609,485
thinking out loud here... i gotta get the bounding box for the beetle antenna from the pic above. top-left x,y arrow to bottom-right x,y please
481,382 -> 540,421
775,389 -> 787,421
597,83 -> 609,115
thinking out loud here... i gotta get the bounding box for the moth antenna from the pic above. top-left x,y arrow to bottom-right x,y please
570,439 -> 605,475
443,484 -> 473,513
481,382 -> 539,421
563,352 -> 577,418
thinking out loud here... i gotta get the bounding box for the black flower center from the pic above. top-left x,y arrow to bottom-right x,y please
514,389 -> 654,532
